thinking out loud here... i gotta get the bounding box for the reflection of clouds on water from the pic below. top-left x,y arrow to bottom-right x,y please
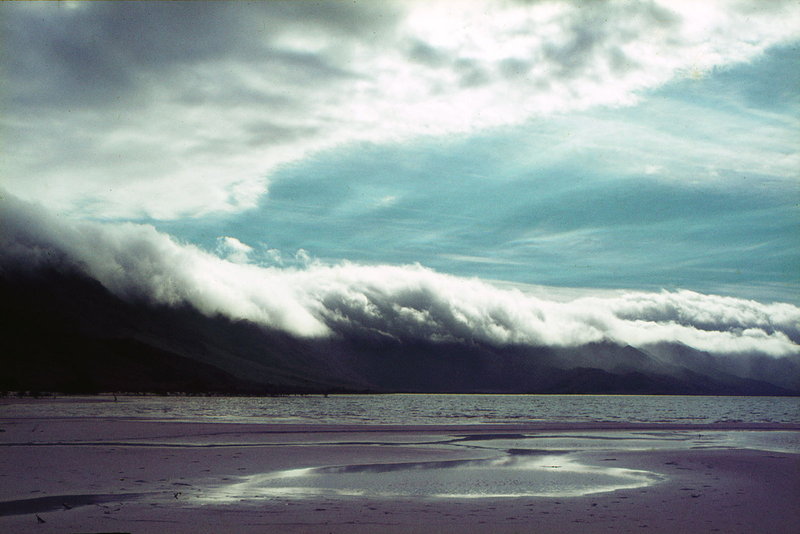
455,431 -> 800,455
716,431 -> 800,455
203,430 -> 799,504
208,454 -> 661,501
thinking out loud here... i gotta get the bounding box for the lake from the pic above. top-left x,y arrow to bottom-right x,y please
2,394 -> 798,425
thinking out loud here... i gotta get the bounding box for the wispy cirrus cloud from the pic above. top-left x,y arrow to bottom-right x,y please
2,0 -> 798,219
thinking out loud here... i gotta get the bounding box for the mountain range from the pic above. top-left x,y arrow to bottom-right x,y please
2,263 -> 797,396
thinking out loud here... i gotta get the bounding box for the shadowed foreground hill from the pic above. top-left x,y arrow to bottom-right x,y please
1,265 -> 797,396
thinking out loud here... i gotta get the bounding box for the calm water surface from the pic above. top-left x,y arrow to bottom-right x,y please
2,395 -> 799,500
2,394 -> 798,425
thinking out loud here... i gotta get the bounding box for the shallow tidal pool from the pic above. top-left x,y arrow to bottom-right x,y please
210,453 -> 662,500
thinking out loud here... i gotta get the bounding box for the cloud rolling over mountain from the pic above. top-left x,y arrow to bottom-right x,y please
3,196 -> 797,360
1,1 -> 798,393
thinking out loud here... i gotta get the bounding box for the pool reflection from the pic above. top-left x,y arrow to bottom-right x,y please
210,453 -> 662,501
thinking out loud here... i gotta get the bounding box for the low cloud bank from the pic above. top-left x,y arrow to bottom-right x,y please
2,196 -> 798,357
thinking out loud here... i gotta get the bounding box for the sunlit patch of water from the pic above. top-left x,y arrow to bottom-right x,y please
206,454 -> 662,501
452,430 -> 800,454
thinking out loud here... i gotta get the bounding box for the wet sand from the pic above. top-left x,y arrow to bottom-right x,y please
0,418 -> 798,533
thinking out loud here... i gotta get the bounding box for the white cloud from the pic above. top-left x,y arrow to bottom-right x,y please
2,195 -> 798,357
295,249 -> 313,266
377,195 -> 399,207
2,0 -> 799,219
644,165 -> 662,175
264,247 -> 284,266
216,236 -> 253,264
438,254 -> 526,266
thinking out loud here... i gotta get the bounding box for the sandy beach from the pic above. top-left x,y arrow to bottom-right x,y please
0,414 -> 798,534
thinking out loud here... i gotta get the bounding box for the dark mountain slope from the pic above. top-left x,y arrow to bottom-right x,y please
0,267 -> 360,394
1,265 -> 796,395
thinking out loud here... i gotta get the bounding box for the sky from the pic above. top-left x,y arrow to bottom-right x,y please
1,1 -> 799,357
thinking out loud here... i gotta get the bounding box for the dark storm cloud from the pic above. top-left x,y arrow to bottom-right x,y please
0,1 -> 412,218
2,1 -> 798,219
3,1 -> 384,109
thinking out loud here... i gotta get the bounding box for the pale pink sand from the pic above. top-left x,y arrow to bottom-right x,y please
0,418 -> 797,533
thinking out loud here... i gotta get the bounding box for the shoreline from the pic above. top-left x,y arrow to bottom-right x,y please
3,417 -> 800,432
1,418 -> 798,533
